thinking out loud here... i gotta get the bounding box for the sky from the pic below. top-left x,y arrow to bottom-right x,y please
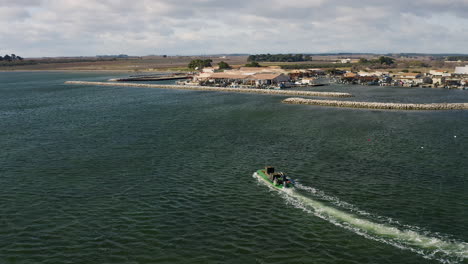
1,0 -> 468,57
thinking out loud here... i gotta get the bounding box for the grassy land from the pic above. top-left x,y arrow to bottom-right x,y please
0,56 -> 249,72
0,55 -> 464,73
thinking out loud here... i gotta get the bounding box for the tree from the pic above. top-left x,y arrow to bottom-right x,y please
218,61 -> 231,70
245,61 -> 261,67
359,58 -> 369,64
378,56 -> 395,65
17,56 -> 24,61
0,56 -> 3,61
4,54 -> 12,62
188,59 -> 212,70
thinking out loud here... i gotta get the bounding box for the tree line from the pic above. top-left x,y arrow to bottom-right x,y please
0,54 -> 24,62
358,56 -> 395,65
247,54 -> 312,62
446,56 -> 468,61
188,59 -> 213,70
188,59 -> 233,70
0,54 -> 23,62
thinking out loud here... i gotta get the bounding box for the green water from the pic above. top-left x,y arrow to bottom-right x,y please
0,72 -> 467,264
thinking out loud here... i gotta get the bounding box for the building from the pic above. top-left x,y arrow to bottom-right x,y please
249,73 -> 290,86
398,72 -> 423,79
340,58 -> 351,64
432,76 -> 446,85
197,71 -> 290,87
357,71 -> 388,77
429,70 -> 451,77
455,65 -> 468,74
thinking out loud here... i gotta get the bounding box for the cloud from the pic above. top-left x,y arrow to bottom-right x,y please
0,0 -> 467,56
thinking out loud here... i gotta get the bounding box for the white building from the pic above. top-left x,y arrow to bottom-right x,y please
340,58 -> 351,64
454,65 -> 468,74
358,71 -> 388,77
429,70 -> 451,77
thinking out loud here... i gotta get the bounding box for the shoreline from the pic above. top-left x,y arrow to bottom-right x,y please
65,81 -> 354,98
0,69 -> 135,73
282,97 -> 468,110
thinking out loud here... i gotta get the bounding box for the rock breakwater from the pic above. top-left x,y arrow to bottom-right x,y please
282,97 -> 468,110
65,81 -> 353,98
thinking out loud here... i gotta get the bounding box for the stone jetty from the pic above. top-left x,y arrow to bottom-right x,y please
65,81 -> 353,98
282,97 -> 468,110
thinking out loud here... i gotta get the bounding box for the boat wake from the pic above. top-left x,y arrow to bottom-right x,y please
253,173 -> 468,264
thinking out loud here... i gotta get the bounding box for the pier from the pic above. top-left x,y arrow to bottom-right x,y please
65,81 -> 354,98
282,98 -> 468,110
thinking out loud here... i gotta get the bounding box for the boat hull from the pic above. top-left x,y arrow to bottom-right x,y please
256,169 -> 293,189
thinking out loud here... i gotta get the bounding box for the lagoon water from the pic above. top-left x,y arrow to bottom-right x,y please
0,72 -> 467,264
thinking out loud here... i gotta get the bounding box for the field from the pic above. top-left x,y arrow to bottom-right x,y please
0,54 -> 465,73
0,56 -> 249,72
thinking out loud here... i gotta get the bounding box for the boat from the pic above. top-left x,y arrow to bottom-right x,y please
255,166 -> 294,189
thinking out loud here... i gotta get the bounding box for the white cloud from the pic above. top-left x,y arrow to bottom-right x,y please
0,0 -> 468,56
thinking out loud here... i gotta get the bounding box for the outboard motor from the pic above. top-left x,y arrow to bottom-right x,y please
282,175 -> 288,187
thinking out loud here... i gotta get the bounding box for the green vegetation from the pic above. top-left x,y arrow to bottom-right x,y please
358,56 -> 395,65
247,54 -> 312,62
245,61 -> 261,67
403,60 -> 430,68
217,61 -> 231,70
0,56 -> 128,67
188,59 -> 212,70
446,56 -> 468,61
0,54 -> 24,62
280,63 -> 350,69
359,58 -> 369,63
378,56 -> 395,65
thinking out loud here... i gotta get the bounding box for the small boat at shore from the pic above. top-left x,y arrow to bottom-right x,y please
255,166 -> 294,189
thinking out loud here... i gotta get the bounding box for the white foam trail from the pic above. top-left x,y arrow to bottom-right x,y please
253,173 -> 468,263
294,183 -> 411,228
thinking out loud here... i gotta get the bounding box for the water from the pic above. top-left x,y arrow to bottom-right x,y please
0,72 -> 467,264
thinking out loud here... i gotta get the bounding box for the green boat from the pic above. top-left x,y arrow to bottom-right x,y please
256,166 -> 295,189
